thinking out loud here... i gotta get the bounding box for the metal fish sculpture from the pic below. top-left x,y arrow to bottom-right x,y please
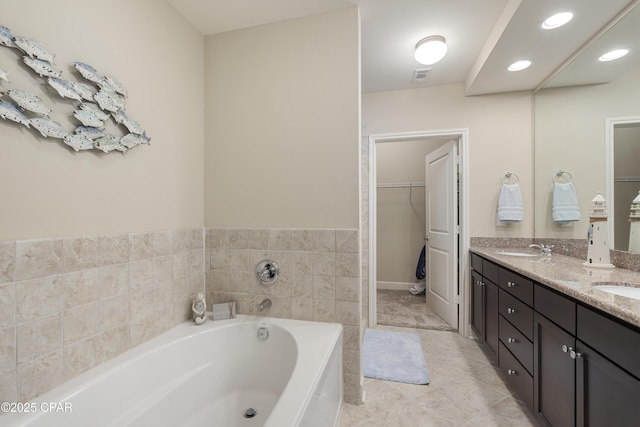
79,102 -> 109,121
0,100 -> 30,127
70,81 -> 95,102
73,62 -> 102,84
23,56 -> 62,78
94,134 -> 125,153
93,90 -> 122,112
0,68 -> 9,83
73,109 -> 104,128
120,133 -> 150,149
29,118 -> 68,139
74,125 -> 105,140
47,77 -> 82,101
14,36 -> 55,63
102,75 -> 127,97
63,134 -> 94,152
111,109 -> 145,135
7,89 -> 52,117
0,25 -> 16,48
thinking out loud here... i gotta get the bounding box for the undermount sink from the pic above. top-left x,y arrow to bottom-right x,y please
593,283 -> 640,300
495,250 -> 539,257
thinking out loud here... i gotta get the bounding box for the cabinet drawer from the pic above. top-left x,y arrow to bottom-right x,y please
577,305 -> 640,379
483,259 -> 499,284
499,289 -> 533,340
535,284 -> 576,334
471,253 -> 482,273
499,342 -> 533,412
499,268 -> 533,306
499,315 -> 533,375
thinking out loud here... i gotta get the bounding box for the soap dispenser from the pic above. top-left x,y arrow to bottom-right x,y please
584,192 -> 614,268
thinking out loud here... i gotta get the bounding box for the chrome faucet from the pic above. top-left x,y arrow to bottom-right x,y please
529,243 -> 554,255
258,298 -> 272,312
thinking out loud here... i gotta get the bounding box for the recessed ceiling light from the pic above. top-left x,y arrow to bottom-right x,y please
541,12 -> 574,30
508,60 -> 532,72
414,35 -> 448,65
599,49 -> 629,62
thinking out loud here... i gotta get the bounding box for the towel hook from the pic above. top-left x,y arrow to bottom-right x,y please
502,171 -> 519,184
553,169 -> 573,183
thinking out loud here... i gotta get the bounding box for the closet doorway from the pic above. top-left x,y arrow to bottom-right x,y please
368,130 -> 469,336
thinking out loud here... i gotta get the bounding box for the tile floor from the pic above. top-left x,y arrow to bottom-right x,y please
377,289 -> 456,331
339,325 -> 539,426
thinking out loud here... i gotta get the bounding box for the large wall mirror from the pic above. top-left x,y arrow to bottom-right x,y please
534,2 -> 640,253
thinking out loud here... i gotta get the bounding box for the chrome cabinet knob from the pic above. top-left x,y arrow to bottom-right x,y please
507,281 -> 515,288
507,307 -> 516,314
562,344 -> 569,353
507,369 -> 516,376
507,337 -> 517,344
569,349 -> 582,359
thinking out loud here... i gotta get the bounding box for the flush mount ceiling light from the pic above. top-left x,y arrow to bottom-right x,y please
414,35 -> 448,65
508,60 -> 532,72
541,12 -> 574,30
599,48 -> 629,62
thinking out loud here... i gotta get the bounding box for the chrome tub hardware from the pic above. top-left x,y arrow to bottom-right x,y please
256,260 -> 279,285
257,327 -> 269,341
258,298 -> 272,312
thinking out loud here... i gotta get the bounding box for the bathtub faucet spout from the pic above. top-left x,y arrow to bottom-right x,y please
259,298 -> 272,312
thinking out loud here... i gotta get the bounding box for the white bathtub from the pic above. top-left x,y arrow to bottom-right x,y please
1,315 -> 343,427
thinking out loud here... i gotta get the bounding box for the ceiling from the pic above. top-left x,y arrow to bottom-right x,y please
167,0 -> 637,95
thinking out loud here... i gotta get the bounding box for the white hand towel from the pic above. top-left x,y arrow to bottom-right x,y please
552,182 -> 580,224
497,183 -> 524,224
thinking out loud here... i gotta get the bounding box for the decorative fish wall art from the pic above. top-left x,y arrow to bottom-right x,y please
0,24 -> 150,154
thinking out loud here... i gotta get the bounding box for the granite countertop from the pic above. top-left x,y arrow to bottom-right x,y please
470,246 -> 640,329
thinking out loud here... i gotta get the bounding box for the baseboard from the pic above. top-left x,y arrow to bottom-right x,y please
376,281 -> 412,291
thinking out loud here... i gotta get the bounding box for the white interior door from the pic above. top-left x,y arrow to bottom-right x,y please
425,140 -> 458,329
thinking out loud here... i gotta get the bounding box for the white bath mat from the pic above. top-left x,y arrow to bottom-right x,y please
362,328 -> 430,385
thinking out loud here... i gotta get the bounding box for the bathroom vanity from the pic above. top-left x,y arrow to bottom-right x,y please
470,248 -> 640,426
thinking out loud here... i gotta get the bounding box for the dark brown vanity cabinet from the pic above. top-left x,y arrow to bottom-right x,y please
470,251 -> 640,426
470,253 -> 499,357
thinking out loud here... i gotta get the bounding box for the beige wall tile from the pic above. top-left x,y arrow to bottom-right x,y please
100,324 -> 129,362
291,297 -> 313,321
336,253 -> 359,277
16,313 -> 62,364
313,299 -> 336,323
291,274 -> 312,298
154,280 -> 175,311
153,255 -> 173,283
64,302 -> 100,345
172,229 -> 190,253
290,229 -> 313,251
173,252 -> 188,279
100,294 -> 130,332
0,326 -> 16,372
100,264 -> 129,299
229,249 -> 249,271
18,350 -> 64,402
129,312 -> 157,347
209,229 -> 229,249
313,252 -> 336,276
0,283 -> 15,328
343,348 -> 360,375
0,241 -> 14,285
0,368 -> 17,403
291,252 -> 312,276
62,236 -> 100,272
99,234 -> 129,266
336,277 -> 359,302
342,325 -> 360,350
229,271 -> 250,294
269,229 -> 290,251
337,229 -> 359,253
65,336 -> 100,379
210,248 -> 229,271
229,229 -> 250,249
249,229 -> 269,250
313,275 -> 336,299
129,259 -> 153,292
129,233 -> 153,262
313,230 -> 336,252
336,300 -> 359,326
189,229 -> 204,250
15,275 -> 63,322
63,268 -> 101,309
15,239 -> 62,281
153,231 -> 172,257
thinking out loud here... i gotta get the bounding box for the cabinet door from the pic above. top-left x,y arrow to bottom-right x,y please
471,269 -> 484,340
576,340 -> 640,427
534,313 -> 575,427
485,279 -> 499,357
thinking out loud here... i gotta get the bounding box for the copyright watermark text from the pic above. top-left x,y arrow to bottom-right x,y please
1,402 -> 72,413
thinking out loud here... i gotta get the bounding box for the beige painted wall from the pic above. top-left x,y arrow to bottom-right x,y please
376,139 -> 447,283
203,8 -> 360,229
0,0 -> 205,240
535,64 -> 640,240
363,84 -> 534,238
